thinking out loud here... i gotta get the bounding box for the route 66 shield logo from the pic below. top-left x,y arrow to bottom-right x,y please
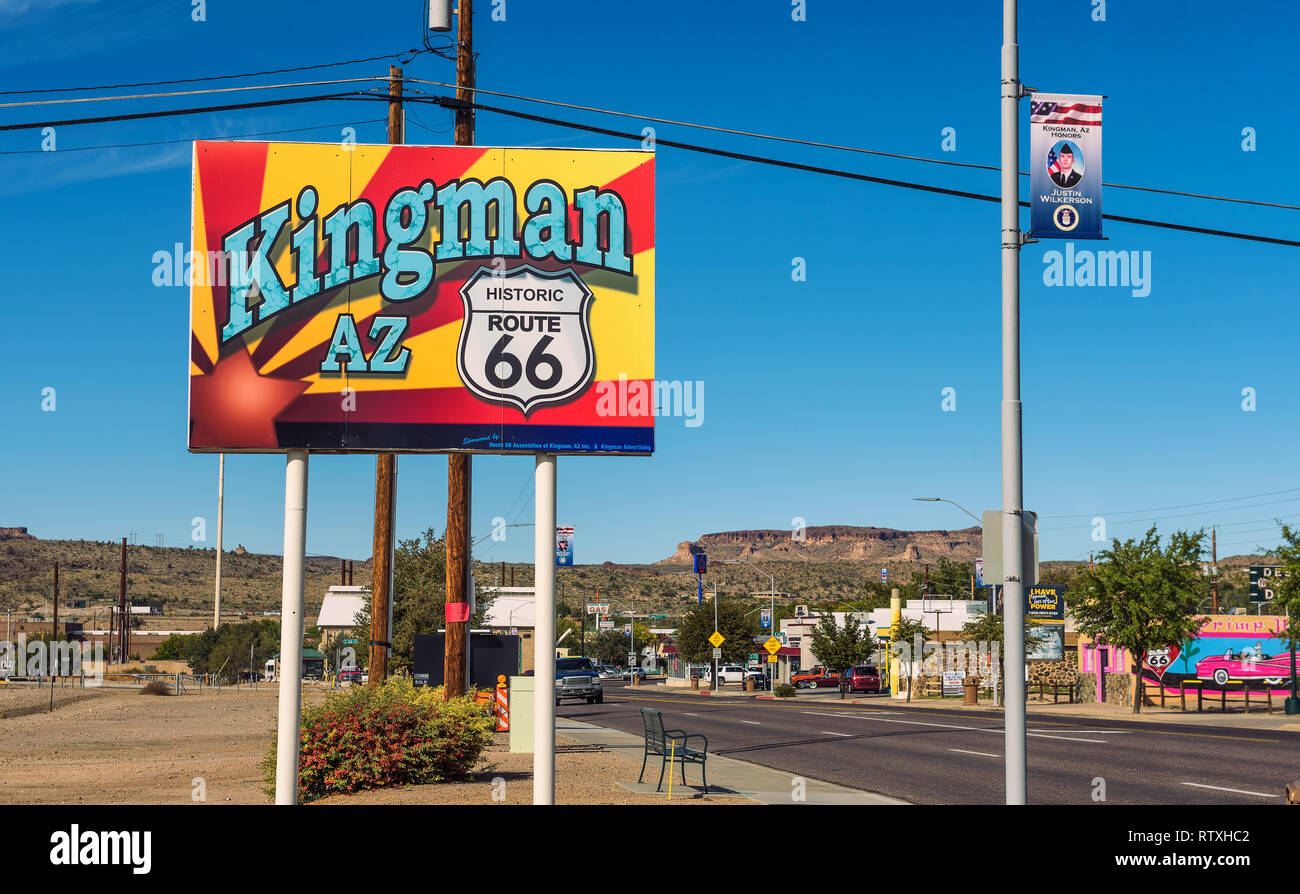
457,264 -> 596,416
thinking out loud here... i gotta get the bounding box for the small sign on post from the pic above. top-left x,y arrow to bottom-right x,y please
712,647 -> 722,660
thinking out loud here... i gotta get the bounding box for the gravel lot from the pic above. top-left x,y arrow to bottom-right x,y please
0,683 -> 737,805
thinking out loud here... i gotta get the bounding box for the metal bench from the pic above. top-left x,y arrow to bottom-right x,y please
638,707 -> 709,794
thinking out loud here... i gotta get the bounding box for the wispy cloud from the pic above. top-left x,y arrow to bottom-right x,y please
0,143 -> 189,197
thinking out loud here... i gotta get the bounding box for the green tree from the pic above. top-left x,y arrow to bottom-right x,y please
164,619 -> 280,680
675,597 -> 760,665
808,613 -> 875,699
889,616 -> 933,702
1070,526 -> 1207,713
957,610 -> 1049,692
352,528 -> 497,675
590,629 -> 632,665
1260,523 -> 1300,650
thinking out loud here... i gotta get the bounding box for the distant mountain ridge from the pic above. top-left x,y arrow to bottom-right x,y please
659,525 -> 983,564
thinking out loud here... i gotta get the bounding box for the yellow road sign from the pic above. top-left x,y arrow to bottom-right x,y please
763,636 -> 781,655
767,654 -> 778,663
708,631 -> 725,648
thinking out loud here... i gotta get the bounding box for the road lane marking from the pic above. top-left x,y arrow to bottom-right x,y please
737,720 -> 761,725
1181,782 -> 1280,799
820,731 -> 852,737
950,749 -> 999,757
820,712 -> 1109,743
682,712 -> 699,716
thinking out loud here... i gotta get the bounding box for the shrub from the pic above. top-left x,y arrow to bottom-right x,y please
140,680 -> 172,696
773,683 -> 797,698
262,677 -> 494,802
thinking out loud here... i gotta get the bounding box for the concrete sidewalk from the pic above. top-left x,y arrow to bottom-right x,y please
556,716 -> 907,805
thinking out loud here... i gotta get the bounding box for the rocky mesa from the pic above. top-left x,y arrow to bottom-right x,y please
659,525 -> 982,564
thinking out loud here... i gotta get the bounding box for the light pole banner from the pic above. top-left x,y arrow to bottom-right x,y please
555,525 -> 574,566
1029,94 -> 1103,240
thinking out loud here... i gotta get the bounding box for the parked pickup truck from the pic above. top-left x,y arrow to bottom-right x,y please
791,667 -> 841,690
555,657 -> 604,705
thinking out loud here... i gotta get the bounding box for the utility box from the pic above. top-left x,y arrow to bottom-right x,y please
509,676 -> 535,753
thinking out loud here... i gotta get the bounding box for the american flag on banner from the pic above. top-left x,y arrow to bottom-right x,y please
1047,147 -> 1061,178
1031,97 -> 1103,126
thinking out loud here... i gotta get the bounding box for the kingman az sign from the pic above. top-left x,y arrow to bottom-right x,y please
188,142 -> 654,455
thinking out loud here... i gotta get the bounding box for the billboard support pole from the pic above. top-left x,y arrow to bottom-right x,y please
444,0 -> 475,700
214,454 -> 224,628
533,453 -> 557,804
274,449 -> 309,805
1001,0 -> 1028,805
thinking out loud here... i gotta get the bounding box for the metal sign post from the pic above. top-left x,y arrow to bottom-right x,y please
533,454 -> 557,805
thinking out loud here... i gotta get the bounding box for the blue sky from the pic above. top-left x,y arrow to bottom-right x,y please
1,0 -> 1297,568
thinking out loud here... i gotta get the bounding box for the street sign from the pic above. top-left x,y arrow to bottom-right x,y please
763,636 -> 781,655
712,647 -> 722,660
981,510 -> 1040,587
627,652 -> 637,664
767,654 -> 778,664
341,638 -> 357,645
748,653 -> 759,661
708,631 -> 725,648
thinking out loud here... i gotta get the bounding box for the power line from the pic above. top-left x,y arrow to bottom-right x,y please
4,88 -> 1295,248
0,78 -> 386,109
0,118 -> 386,156
406,93 -> 1300,249
0,49 -> 428,97
0,91 -> 372,132
403,78 -> 1300,213
1039,487 -> 1300,521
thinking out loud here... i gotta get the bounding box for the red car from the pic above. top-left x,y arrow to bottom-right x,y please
792,668 -> 840,690
845,665 -> 882,693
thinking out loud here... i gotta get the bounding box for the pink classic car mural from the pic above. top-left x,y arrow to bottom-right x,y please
1081,615 -> 1295,696
1194,649 -> 1293,687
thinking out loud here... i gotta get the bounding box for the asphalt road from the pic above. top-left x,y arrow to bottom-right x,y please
559,682 -> 1298,805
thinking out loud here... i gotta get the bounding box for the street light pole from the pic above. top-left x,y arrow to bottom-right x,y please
1000,0 -> 1028,805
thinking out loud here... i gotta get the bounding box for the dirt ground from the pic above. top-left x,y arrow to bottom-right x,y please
0,683 -> 737,805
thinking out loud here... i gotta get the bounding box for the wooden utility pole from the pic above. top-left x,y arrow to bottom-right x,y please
118,538 -> 127,663
51,562 -> 58,667
444,0 -> 475,698
368,65 -> 404,684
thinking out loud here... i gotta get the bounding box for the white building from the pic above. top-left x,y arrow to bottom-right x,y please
315,585 -> 370,650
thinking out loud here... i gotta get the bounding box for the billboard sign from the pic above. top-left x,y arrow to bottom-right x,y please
1249,565 -> 1288,603
188,141 -> 654,454
1025,586 -> 1065,621
1029,94 -> 1103,239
